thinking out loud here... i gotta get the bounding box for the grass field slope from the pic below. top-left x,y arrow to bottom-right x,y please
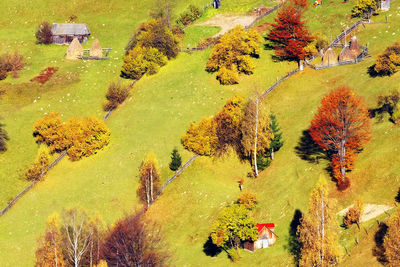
1,0 -> 400,266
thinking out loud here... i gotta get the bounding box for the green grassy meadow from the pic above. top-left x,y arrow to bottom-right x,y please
1,0 -> 400,266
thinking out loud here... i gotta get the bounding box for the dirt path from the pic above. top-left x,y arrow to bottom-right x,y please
196,13 -> 259,36
337,204 -> 393,223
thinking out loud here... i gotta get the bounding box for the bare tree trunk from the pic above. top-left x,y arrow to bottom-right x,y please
52,234 -> 58,267
321,191 -> 325,267
145,178 -> 150,208
254,98 -> 259,177
271,148 -> 274,160
150,167 -> 153,203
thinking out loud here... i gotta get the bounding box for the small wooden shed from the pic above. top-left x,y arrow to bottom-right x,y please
244,223 -> 278,252
52,23 -> 90,45
322,48 -> 338,66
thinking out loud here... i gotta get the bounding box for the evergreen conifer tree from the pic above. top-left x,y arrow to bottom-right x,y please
169,148 -> 182,171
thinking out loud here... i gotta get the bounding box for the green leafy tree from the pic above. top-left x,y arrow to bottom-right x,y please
298,177 -> 339,266
384,208 -> 400,266
268,113 -> 284,159
352,0 -> 378,18
210,204 -> 258,261
169,148 -> 182,171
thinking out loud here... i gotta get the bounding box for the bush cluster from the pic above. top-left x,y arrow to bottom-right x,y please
122,19 -> 179,79
352,0 -> 378,18
206,26 -> 262,85
33,112 -> 111,161
373,42 -> 400,76
0,52 -> 25,80
25,150 -> 50,181
237,192 -> 258,210
176,5 -> 201,27
103,81 -> 131,111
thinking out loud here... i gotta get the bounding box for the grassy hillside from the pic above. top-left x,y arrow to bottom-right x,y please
1,0 -> 400,266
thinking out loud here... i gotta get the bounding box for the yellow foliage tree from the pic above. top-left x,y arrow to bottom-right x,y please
25,148 -> 50,181
181,117 -> 218,156
237,192 -> 258,210
206,26 -> 262,85
384,208 -> 400,266
33,112 -> 67,153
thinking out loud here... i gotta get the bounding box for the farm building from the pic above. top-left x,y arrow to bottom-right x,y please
51,23 -> 90,44
243,223 -> 278,252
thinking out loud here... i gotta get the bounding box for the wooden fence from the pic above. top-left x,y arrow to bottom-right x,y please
260,68 -> 299,99
309,46 -> 369,70
81,48 -> 112,60
0,151 -> 67,217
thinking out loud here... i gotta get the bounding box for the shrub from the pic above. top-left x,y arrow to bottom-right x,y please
33,112 -> 67,153
206,26 -> 262,85
181,117 -> 218,156
352,0 -> 378,18
344,199 -> 364,228
216,67 -> 239,85
0,119 -> 9,152
169,147 -> 182,171
256,156 -> 271,171
237,192 -> 258,210
104,81 -> 130,111
121,46 -> 167,80
25,149 -> 50,181
0,52 -> 25,79
373,42 -> 400,76
35,21 -> 53,44
176,5 -> 201,26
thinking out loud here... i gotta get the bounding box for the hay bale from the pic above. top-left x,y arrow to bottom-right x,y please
66,38 -> 83,60
322,48 -> 338,66
350,36 -> 361,56
89,39 -> 103,58
339,46 -> 356,62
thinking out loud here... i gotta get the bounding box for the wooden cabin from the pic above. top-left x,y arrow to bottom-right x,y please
244,223 -> 278,252
51,23 -> 90,45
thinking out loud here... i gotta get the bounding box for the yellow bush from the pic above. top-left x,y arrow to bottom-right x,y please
181,117 -> 218,156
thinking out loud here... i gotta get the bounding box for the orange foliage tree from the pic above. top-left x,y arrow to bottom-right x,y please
309,87 -> 371,189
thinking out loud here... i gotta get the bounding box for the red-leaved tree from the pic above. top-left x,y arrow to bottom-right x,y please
267,5 -> 313,61
309,87 -> 371,189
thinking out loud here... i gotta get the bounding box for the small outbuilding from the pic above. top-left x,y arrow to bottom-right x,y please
339,46 -> 356,62
65,38 -> 83,60
243,223 -> 278,252
349,36 -> 361,57
52,23 -> 90,45
322,48 -> 338,66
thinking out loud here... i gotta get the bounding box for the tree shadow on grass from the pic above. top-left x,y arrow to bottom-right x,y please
372,223 -> 388,264
295,130 -> 330,164
284,209 -> 303,267
203,236 -> 222,257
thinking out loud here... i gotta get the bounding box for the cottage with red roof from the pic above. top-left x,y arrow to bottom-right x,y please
243,223 -> 278,252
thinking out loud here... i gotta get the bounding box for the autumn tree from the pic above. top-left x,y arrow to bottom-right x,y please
181,117 -> 218,156
25,148 -> 50,181
267,5 -> 313,61
121,46 -> 167,80
214,95 -> 246,152
102,213 -> 170,266
352,0 -> 378,18
169,147 -> 182,171
344,198 -> 364,229
298,177 -> 339,266
35,214 -> 66,267
237,192 -> 258,210
210,204 -> 258,261
384,208 -> 400,266
240,98 -> 274,176
33,113 -> 111,161
137,153 -> 161,208
373,42 -> 400,76
35,21 -> 53,44
290,0 -> 309,10
103,81 -> 130,111
309,87 -> 371,189
59,209 -> 104,267
206,26 -> 262,85
0,118 -> 9,152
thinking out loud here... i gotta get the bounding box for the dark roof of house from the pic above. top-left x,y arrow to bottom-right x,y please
52,23 -> 90,36
256,223 -> 275,232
